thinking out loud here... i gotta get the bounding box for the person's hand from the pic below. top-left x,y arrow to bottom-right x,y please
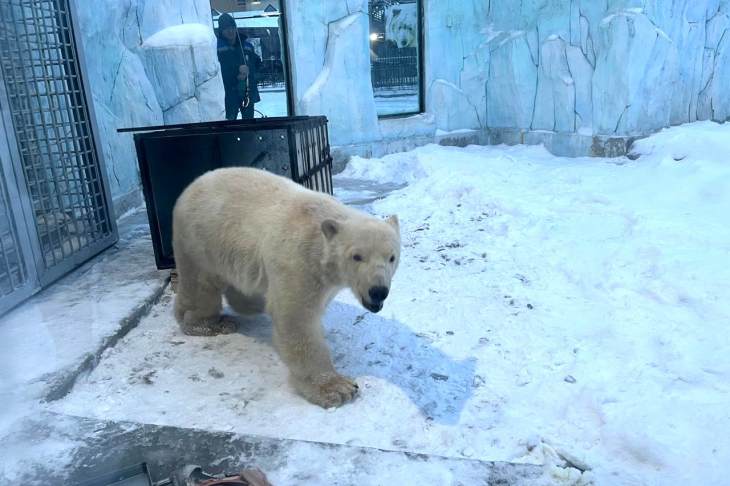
237,65 -> 249,80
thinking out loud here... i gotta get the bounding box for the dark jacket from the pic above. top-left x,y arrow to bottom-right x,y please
216,35 -> 261,104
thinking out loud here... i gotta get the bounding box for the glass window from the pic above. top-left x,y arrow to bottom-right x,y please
368,0 -> 423,117
211,0 -> 291,120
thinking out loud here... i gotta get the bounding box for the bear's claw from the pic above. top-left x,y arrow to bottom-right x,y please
181,314 -> 238,336
298,373 -> 359,408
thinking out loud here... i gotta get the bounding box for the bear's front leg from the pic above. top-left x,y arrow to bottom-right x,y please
268,295 -> 358,408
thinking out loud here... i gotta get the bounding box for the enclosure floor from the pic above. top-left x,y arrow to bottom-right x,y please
256,89 -> 287,118
0,211 -> 165,428
0,210 -> 168,482
4,122 -> 729,486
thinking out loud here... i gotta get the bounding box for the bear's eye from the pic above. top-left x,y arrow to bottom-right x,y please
353,254 -> 363,262
389,255 -> 396,263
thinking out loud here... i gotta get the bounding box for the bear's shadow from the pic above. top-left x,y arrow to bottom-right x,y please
230,301 -> 476,425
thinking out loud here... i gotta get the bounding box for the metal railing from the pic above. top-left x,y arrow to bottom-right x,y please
371,54 -> 419,90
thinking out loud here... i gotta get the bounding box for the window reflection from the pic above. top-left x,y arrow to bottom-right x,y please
368,0 -> 422,117
211,0 -> 289,119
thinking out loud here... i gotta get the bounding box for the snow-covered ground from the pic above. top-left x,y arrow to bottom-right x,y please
49,121 -> 730,485
255,89 -> 287,118
0,211 -> 168,482
375,92 -> 420,116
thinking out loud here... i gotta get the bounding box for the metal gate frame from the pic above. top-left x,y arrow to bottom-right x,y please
0,77 -> 39,312
0,0 -> 118,314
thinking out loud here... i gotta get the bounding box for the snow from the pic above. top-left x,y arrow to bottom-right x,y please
142,23 -> 216,48
436,128 -> 479,136
44,121 -> 730,485
375,94 -> 420,116
0,211 -> 167,481
0,217 -> 163,396
0,414 -> 84,483
255,89 -> 288,118
141,22 -> 224,124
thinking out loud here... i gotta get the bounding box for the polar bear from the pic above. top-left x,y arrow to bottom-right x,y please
385,4 -> 418,48
172,167 -> 401,408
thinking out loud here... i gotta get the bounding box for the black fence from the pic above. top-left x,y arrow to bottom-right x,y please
368,0 -> 420,91
118,116 -> 333,269
257,59 -> 286,89
370,42 -> 419,90
371,54 -> 419,90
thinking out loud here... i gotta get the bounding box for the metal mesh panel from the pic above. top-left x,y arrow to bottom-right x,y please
0,0 -> 113,269
293,120 -> 333,195
0,158 -> 28,297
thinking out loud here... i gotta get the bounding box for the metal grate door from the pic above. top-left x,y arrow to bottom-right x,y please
0,144 -> 36,311
0,168 -> 27,296
0,0 -> 117,313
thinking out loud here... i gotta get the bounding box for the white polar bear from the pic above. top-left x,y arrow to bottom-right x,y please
385,3 -> 418,48
172,167 -> 401,408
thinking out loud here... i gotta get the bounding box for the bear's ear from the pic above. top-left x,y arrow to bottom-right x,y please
321,219 -> 340,240
386,214 -> 399,232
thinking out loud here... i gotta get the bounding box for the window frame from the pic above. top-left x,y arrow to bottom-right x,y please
212,1 -> 295,118
279,0 -> 296,117
371,0 -> 425,120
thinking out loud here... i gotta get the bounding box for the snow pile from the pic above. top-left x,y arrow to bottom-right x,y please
339,121 -> 730,484
339,152 -> 429,185
630,120 -> 730,164
140,23 -> 223,124
53,122 -> 730,486
143,23 -> 216,48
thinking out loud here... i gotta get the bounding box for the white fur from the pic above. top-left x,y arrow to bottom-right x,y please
385,4 -> 418,48
172,167 -> 401,407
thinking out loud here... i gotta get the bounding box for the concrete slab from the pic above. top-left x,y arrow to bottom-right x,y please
4,412 -> 549,485
0,210 -> 167,437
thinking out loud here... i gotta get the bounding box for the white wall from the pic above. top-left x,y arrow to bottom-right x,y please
76,0 -> 730,211
289,0 -> 730,157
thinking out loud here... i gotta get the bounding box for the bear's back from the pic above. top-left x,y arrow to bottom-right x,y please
179,167 -> 349,226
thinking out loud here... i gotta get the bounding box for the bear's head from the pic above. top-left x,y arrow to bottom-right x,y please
321,215 -> 401,313
385,6 -> 417,49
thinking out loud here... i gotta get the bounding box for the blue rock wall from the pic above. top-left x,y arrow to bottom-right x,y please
75,0 -> 222,215
428,0 -> 729,137
287,0 -> 728,157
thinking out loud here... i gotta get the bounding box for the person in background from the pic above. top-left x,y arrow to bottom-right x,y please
216,13 -> 261,120
239,33 -> 262,117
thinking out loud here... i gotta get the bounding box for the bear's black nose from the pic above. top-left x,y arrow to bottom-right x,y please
369,286 -> 389,303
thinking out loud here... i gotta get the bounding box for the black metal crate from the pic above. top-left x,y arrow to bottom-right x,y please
118,116 -> 333,270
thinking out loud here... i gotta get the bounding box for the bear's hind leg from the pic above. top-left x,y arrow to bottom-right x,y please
225,287 -> 266,315
174,256 -> 237,336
